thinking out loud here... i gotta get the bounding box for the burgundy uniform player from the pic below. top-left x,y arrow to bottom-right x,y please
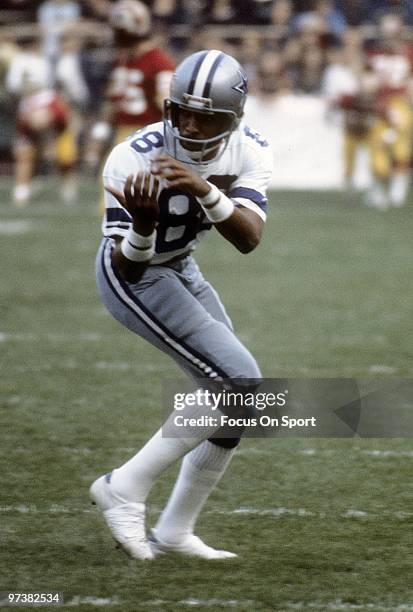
86,0 -> 174,173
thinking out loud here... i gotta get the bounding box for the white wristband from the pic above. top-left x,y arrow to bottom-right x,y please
196,183 -> 234,223
121,226 -> 156,262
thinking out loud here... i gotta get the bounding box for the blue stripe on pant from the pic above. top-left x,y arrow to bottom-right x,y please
96,238 -> 262,446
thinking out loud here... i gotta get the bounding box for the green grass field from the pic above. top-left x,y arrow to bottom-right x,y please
1,179 -> 412,611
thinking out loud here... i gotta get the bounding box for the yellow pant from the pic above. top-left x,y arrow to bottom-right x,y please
370,96 -> 413,179
56,127 -> 78,169
344,96 -> 413,181
344,131 -> 369,180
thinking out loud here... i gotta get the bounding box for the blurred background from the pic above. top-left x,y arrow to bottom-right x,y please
1,0 -> 413,205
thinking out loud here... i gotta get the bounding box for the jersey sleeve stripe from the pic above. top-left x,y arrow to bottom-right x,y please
106,207 -> 132,223
228,187 -> 268,211
234,198 -> 267,221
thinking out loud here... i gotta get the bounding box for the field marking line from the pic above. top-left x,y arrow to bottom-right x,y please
284,600 -> 413,610
0,220 -> 35,234
65,596 -> 121,606
210,507 -> 412,520
238,447 -> 413,458
7,504 -> 409,520
142,600 -> 257,608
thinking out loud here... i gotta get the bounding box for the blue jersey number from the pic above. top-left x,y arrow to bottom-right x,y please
244,126 -> 268,147
130,131 -> 163,153
156,188 -> 212,253
128,131 -> 215,253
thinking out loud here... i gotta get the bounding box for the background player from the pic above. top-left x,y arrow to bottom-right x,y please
90,49 -> 273,560
6,35 -> 78,206
333,70 -> 381,201
365,12 -> 413,208
85,0 -> 174,173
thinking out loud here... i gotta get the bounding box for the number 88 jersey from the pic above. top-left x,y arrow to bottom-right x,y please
102,121 -> 273,265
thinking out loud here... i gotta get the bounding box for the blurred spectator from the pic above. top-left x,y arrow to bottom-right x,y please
322,42 -> 359,103
237,31 -> 263,89
336,0 -> 413,26
255,50 -> 292,96
83,0 -> 113,19
201,0 -> 274,25
152,0 -> 189,25
78,35 -> 113,116
293,0 -> 347,38
1,0 -> 41,22
55,34 -> 90,111
244,51 -> 288,160
270,0 -> 294,42
37,0 -> 81,63
234,0 -> 274,24
6,35 -> 52,97
294,44 -> 326,93
284,14 -> 327,94
184,29 -> 237,58
201,0 -> 236,25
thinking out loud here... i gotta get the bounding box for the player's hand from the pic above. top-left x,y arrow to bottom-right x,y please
105,172 -> 160,235
151,154 -> 211,198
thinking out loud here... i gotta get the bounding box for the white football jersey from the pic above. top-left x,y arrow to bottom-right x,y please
102,121 -> 273,264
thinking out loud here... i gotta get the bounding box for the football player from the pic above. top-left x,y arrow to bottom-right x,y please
14,87 -> 76,204
365,12 -> 413,208
85,0 -> 174,171
333,70 -> 381,195
90,50 -> 273,560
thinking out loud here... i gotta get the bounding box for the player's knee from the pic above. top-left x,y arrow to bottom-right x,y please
228,349 -> 261,379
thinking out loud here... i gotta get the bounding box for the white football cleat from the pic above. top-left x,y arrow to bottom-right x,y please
364,182 -> 389,210
149,528 -> 237,560
13,184 -> 31,208
89,474 -> 153,561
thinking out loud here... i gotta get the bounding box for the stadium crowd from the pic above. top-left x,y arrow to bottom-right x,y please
1,0 -> 413,207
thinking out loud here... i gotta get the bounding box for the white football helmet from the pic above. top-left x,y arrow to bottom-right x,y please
109,0 -> 151,37
164,49 -> 248,164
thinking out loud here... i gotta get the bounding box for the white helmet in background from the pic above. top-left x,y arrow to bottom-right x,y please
110,0 -> 151,38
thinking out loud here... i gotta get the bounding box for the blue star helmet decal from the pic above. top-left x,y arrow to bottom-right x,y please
232,71 -> 248,95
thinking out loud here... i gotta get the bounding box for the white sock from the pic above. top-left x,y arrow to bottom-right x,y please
365,179 -> 389,209
389,171 -> 410,206
154,440 -> 235,545
110,396 -> 223,503
13,184 -> 30,204
110,430 -> 193,503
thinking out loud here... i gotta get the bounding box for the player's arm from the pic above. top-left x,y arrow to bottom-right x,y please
212,206 -> 263,253
106,173 -> 160,283
151,155 -> 263,254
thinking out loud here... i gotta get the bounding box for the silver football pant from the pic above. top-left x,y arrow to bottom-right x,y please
96,238 -> 261,382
